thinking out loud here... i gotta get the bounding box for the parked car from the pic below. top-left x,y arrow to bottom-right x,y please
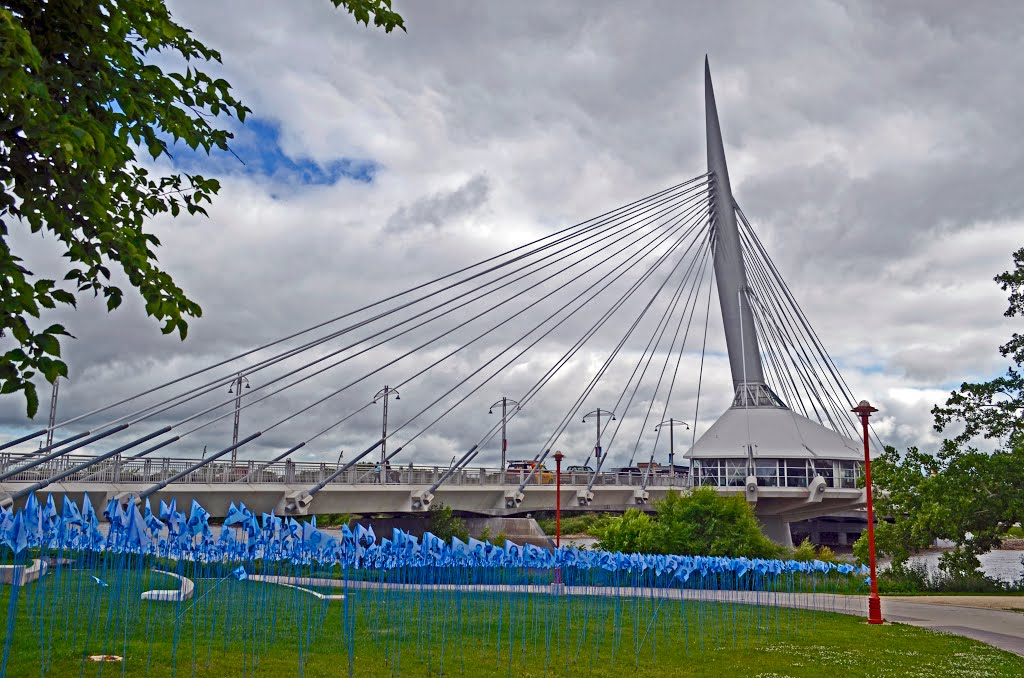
505,460 -> 555,483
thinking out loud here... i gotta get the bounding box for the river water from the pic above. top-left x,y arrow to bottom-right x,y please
902,550 -> 1024,583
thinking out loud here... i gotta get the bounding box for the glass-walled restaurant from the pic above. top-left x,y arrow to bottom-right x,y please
691,458 -> 862,489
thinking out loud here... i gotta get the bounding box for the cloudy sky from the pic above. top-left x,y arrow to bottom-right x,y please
4,0 -> 1024,470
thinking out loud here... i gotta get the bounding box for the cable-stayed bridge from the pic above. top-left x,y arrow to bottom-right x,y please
0,60 -> 874,545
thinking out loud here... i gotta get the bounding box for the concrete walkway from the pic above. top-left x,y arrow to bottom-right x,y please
879,596 -> 1024,656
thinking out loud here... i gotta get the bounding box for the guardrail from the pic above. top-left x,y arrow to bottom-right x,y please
0,454 -> 691,489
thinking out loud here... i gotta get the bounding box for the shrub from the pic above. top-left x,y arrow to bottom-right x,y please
427,503 -> 469,542
790,538 -> 817,562
596,489 -> 782,559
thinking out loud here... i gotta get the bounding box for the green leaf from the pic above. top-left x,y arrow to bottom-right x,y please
35,333 -> 61,357
25,383 -> 39,419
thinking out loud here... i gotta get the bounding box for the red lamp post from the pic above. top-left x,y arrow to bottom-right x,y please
553,451 -> 564,548
852,399 -> 884,625
553,451 -> 564,588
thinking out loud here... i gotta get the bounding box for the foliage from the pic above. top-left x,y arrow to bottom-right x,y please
427,502 -> 468,542
933,247 -> 1024,448
595,509 -> 659,554
597,489 -> 782,559
790,537 -> 817,562
314,513 -> 353,528
535,512 -> 614,536
0,0 -> 403,416
856,249 -> 1024,577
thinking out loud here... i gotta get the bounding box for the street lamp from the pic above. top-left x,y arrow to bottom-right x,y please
655,418 -> 690,481
374,386 -> 400,482
582,409 -> 616,466
228,374 -> 251,466
553,450 -> 564,588
45,378 -> 61,449
852,399 -> 884,625
489,397 -> 521,475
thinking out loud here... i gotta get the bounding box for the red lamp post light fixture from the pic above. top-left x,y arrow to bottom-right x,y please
852,399 -> 884,625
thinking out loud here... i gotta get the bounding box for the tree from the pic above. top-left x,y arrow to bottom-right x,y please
426,502 -> 468,543
597,488 -> 782,559
857,248 -> 1024,577
0,0 -> 403,416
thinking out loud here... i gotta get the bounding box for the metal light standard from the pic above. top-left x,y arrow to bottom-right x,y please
489,397 -> 520,475
553,450 -> 564,588
228,374 -> 250,466
45,378 -> 60,449
374,386 -> 400,483
582,409 -> 615,466
655,418 -> 690,481
852,399 -> 884,625
553,451 -> 564,548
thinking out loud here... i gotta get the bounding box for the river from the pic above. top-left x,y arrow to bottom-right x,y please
902,549 -> 1024,584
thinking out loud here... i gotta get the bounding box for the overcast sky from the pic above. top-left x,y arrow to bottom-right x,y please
3,1 -> 1024,469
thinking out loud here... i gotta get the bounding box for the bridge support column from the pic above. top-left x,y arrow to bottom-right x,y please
760,516 -> 793,549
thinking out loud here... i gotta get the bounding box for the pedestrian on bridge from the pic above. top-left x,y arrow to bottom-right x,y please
374,462 -> 381,483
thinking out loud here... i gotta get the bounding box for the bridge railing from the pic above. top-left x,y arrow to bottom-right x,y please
0,454 -> 692,489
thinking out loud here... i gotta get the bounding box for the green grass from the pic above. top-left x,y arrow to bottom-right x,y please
1,568 -> 1022,677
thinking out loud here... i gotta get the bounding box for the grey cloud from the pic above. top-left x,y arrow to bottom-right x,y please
5,1 -> 1024,465
385,174 -> 490,234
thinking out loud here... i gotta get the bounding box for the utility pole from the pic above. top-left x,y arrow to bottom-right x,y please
374,386 -> 400,481
229,374 -> 250,466
582,409 -> 615,466
45,378 -> 60,449
655,418 -> 690,481
489,397 -> 520,472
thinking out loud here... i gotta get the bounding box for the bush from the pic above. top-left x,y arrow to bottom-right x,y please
427,503 -> 469,542
596,489 -> 782,559
314,513 -> 353,528
790,538 -> 817,562
789,538 -> 840,564
535,513 -> 612,537
596,509 -> 658,554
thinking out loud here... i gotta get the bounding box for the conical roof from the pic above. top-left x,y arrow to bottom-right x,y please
686,405 -> 862,460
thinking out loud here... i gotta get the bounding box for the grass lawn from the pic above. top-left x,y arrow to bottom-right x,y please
1,567 -> 1021,677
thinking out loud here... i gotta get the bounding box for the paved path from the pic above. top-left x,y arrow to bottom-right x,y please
878,596 -> 1024,656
